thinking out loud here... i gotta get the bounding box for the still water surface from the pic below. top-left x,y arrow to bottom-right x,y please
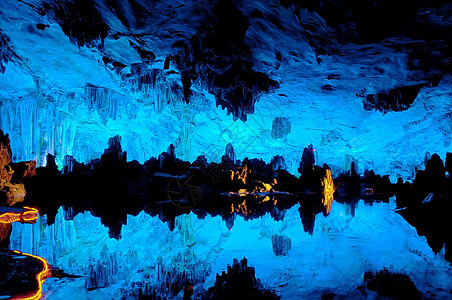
9,198 -> 452,299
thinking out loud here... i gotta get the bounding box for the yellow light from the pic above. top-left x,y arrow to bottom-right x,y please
11,250 -> 51,300
22,207 -> 39,222
0,207 -> 48,299
365,188 -> 374,195
0,207 -> 38,224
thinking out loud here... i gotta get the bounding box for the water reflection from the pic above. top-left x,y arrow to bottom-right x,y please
8,197 -> 452,299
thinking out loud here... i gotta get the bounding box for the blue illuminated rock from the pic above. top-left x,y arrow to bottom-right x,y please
271,234 -> 291,256
271,117 -> 291,139
0,0 -> 450,180
270,155 -> 287,171
1,0 -> 452,298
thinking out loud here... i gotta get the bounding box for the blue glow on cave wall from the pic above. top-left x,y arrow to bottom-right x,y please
1,71 -> 451,179
0,0 -> 450,181
1,72 -> 452,181
1,0 -> 452,299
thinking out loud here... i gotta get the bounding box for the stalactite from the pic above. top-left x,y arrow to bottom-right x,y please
84,84 -> 120,122
10,208 -> 77,267
122,250 -> 211,299
175,122 -> 195,162
0,31 -> 14,74
0,96 -> 78,167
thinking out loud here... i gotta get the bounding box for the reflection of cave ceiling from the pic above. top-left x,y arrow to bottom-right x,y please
0,0 -> 451,178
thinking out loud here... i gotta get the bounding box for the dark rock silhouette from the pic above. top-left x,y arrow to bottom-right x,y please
363,84 -> 424,112
396,153 -> 452,263
335,159 -> 394,204
11,137 -> 337,239
363,269 -> 421,300
298,144 -> 315,176
336,161 -> 360,198
7,138 -> 340,238
201,258 -> 279,299
445,152 -> 452,175
49,0 -> 109,47
298,200 -> 316,235
101,135 -> 127,171
413,153 -> 446,198
0,249 -> 48,298
225,143 -> 235,163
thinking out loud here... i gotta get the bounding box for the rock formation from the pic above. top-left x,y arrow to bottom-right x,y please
271,234 -> 292,256
396,153 -> 452,263
271,117 -> 291,139
201,258 -> 279,299
363,269 -> 421,300
0,130 -> 29,206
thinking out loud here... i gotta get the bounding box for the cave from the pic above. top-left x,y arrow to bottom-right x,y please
1,0 -> 452,299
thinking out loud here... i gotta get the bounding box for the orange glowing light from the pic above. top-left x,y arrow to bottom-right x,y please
0,207 -> 38,224
0,207 -> 48,299
11,250 -> 51,300
364,188 -> 374,195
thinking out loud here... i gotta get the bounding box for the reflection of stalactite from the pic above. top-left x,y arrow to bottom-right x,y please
175,213 -> 196,246
84,84 -> 120,122
175,122 -> 195,161
224,213 -> 235,230
203,258 -> 279,299
10,209 -> 77,267
123,250 -> 211,299
231,200 -> 249,217
299,205 -> 315,235
85,244 -> 118,290
270,207 -> 286,222
271,234 -> 291,256
343,202 -> 356,218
